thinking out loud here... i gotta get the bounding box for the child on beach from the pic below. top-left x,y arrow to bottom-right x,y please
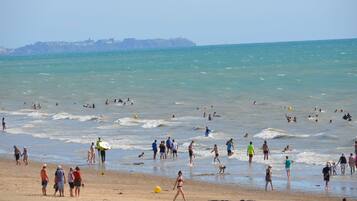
40,164 -> 49,196
22,147 -> 28,165
265,165 -> 273,191
173,171 -> 187,201
13,146 -> 21,165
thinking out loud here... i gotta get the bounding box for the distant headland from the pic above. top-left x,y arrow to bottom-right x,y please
0,37 -> 196,56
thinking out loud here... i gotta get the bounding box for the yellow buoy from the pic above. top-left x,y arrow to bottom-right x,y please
154,186 -> 162,193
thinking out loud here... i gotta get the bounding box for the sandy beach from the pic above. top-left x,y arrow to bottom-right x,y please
0,157 -> 352,201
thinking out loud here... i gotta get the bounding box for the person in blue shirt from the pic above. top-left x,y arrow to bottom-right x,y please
166,137 -> 173,155
285,156 -> 294,180
205,126 -> 211,137
152,140 -> 158,160
226,138 -> 234,156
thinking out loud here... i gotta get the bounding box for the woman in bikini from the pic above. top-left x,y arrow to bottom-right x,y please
173,171 -> 187,201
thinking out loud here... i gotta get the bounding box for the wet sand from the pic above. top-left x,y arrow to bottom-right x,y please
0,157 -> 352,201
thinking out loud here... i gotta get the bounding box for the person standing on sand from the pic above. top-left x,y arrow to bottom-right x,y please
285,156 -> 294,180
13,145 -> 21,165
188,141 -> 195,166
337,153 -> 347,175
262,140 -> 270,160
247,141 -> 255,164
211,144 -> 221,164
22,147 -> 29,165
73,166 -> 82,197
40,164 -> 49,196
68,167 -> 75,197
173,170 -> 187,201
2,117 -> 5,131
265,165 -> 273,191
152,140 -> 158,160
322,162 -> 331,189
348,153 -> 355,175
54,165 -> 66,197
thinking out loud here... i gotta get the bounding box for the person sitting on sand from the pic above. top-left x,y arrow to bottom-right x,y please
173,171 -> 187,201
265,165 -> 273,191
322,162 -> 331,189
13,145 -> 21,165
262,141 -> 270,160
40,164 -> 49,196
22,147 -> 29,165
211,144 -> 221,164
247,141 -> 255,164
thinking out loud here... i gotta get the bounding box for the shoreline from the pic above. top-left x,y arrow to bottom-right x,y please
0,156 -> 352,201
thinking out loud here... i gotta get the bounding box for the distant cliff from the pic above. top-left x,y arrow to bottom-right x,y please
1,38 -> 196,56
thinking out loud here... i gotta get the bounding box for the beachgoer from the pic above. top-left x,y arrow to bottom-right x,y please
54,165 -> 66,197
205,126 -> 211,137
243,133 -> 248,138
226,138 -> 234,156
354,140 -> 357,155
138,152 -> 144,158
173,171 -> 187,201
159,141 -> 166,160
96,137 -> 102,162
265,165 -> 273,191
40,164 -> 49,196
166,137 -> 173,155
338,153 -> 347,175
282,145 -> 291,153
285,156 -> 293,180
211,144 -> 221,164
89,142 -> 95,164
218,164 -> 226,174
208,114 -> 212,121
13,146 -> 21,165
73,166 -> 82,197
152,140 -> 158,160
22,147 -> 29,165
247,141 -> 255,164
331,162 -> 337,175
188,141 -> 194,165
348,153 -> 355,175
172,139 -> 178,159
105,99 -> 109,105
322,163 -> 331,189
68,167 -> 75,197
262,140 -> 269,160
2,117 -> 5,131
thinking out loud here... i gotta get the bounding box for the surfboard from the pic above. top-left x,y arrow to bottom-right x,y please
98,141 -> 111,150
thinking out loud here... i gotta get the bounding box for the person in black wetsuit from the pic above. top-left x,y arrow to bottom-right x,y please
322,163 -> 331,189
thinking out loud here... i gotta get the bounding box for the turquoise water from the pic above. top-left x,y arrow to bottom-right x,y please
1,39 -> 357,197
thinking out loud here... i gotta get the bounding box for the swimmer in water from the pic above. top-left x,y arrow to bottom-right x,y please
211,144 -> 221,164
2,117 -> 6,131
138,152 -> 144,158
282,145 -> 291,153
208,114 -> 212,121
188,141 -> 195,165
244,133 -> 249,138
205,126 -> 211,137
262,140 -> 269,160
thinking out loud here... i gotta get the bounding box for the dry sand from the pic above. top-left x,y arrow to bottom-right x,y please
0,157 -> 352,201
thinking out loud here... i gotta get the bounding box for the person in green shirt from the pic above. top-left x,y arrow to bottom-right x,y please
285,156 -> 294,180
247,141 -> 255,164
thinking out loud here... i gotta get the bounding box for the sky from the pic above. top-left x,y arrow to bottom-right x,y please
1,0 -> 357,48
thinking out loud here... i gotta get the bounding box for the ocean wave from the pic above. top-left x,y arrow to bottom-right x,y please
52,112 -> 101,122
253,128 -> 310,140
295,152 -> 336,166
115,117 -> 176,128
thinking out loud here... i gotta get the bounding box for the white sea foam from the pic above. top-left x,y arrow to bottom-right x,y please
253,128 -> 310,140
295,152 -> 335,166
115,117 -> 176,128
52,112 -> 101,122
277,73 -> 286,77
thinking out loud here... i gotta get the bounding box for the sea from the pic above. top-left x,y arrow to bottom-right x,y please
1,39 -> 357,198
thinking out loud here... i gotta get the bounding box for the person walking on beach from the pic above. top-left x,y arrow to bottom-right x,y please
96,137 -> 102,162
188,141 -> 195,166
211,144 -> 221,164
322,162 -> 331,189
13,145 -> 21,165
172,139 -> 178,159
68,167 -> 75,197
226,138 -> 234,156
247,141 -> 255,164
159,141 -> 166,160
337,153 -> 347,175
265,165 -> 273,191
73,166 -> 82,197
152,140 -> 158,160
2,117 -> 5,131
22,147 -> 29,165
173,170 -> 187,201
262,140 -> 270,160
54,165 -> 66,197
40,164 -> 49,196
348,153 -> 355,175
285,156 -> 294,180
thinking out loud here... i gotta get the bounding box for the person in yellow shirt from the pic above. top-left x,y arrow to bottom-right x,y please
247,141 -> 255,164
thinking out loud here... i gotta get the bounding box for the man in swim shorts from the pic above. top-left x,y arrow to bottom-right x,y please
40,164 -> 48,196
152,140 -> 158,160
